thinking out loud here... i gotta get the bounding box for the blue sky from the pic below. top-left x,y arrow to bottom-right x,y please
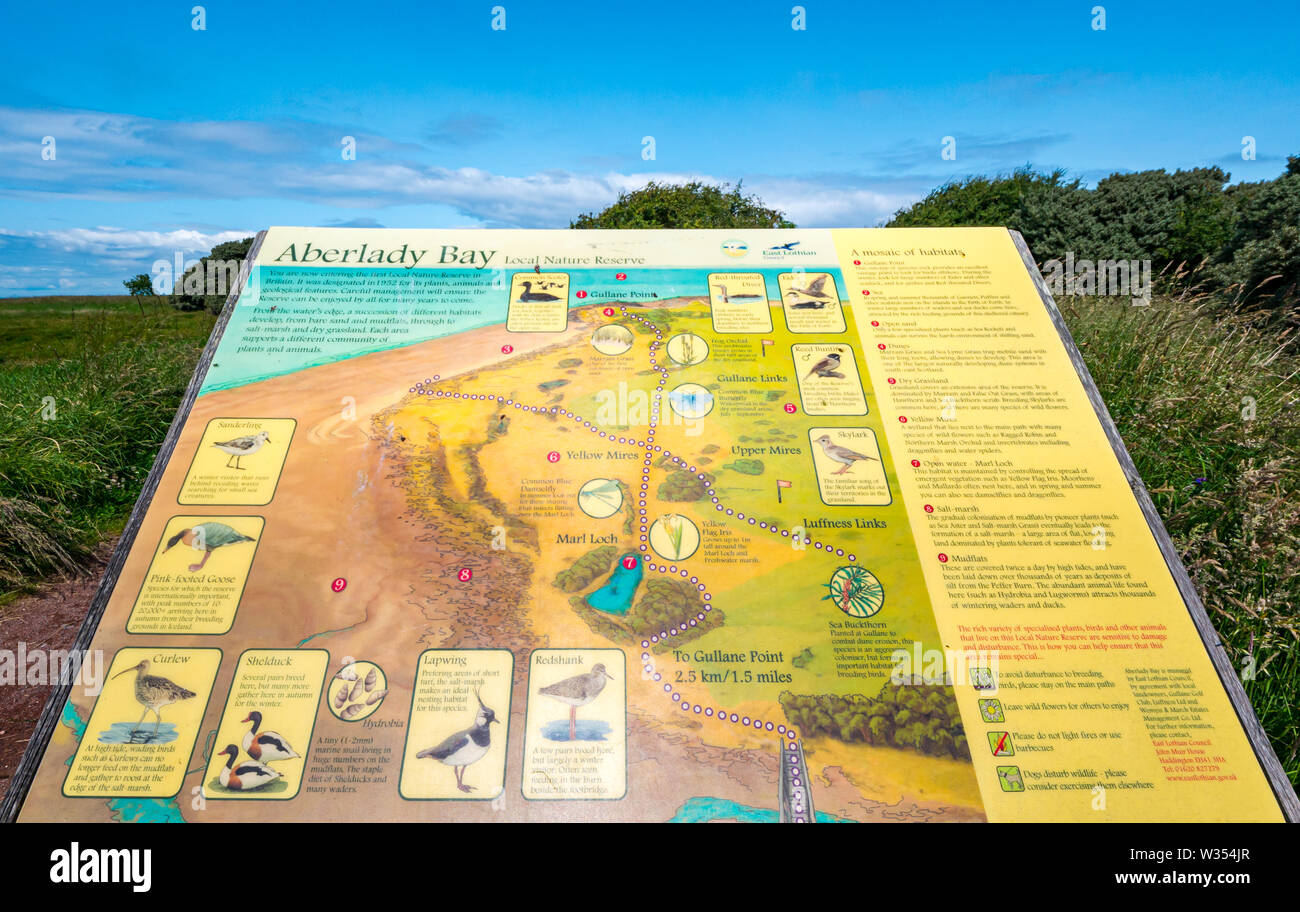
1,0 -> 1297,295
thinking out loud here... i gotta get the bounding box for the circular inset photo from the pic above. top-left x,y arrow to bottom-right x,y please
824,566 -> 884,618
578,478 -> 623,519
591,323 -> 634,356
648,513 -> 701,561
328,660 -> 388,722
667,383 -> 714,419
666,332 -> 709,366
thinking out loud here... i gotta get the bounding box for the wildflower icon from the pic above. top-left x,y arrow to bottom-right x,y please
649,513 -> 700,561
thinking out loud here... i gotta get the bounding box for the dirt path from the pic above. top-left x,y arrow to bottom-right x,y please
0,541 -> 113,803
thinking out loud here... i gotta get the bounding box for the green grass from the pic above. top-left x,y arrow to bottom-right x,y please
0,296 -> 216,598
1064,296 -> 1300,783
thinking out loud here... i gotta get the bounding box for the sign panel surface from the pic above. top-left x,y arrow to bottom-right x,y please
13,227 -> 1287,822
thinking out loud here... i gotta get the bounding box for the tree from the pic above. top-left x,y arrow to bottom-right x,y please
122,273 -> 155,314
572,181 -> 795,229
172,236 -> 255,313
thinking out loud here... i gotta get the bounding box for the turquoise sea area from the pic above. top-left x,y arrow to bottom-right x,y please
198,265 -> 847,394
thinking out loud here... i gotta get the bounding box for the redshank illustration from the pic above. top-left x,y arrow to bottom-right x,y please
539,664 -> 614,741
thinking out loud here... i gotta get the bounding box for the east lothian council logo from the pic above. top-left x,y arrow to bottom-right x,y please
720,239 -> 748,258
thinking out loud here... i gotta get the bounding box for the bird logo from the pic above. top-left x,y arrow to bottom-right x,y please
212,430 -> 271,470
416,688 -> 499,793
813,434 -> 880,475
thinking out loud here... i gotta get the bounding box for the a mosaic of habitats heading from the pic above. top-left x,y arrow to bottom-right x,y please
17,227 -> 1283,822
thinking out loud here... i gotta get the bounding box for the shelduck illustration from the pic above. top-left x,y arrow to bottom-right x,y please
217,744 -> 283,791
241,711 -> 299,763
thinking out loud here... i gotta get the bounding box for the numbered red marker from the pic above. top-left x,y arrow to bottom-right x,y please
622,556 -> 638,570
615,273 -> 627,281
546,451 -> 561,463
783,403 -> 797,414
924,504 -> 934,514
853,259 -> 861,266
877,343 -> 886,350
937,553 -> 949,563
602,306 -> 616,317
501,344 -> 514,354
458,568 -> 473,582
898,416 -> 908,423
861,289 -> 871,296
870,320 -> 879,327
911,459 -> 921,468
331,577 -> 347,593
887,377 -> 897,384
576,290 -> 588,299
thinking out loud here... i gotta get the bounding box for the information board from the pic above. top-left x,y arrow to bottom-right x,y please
7,227 -> 1295,822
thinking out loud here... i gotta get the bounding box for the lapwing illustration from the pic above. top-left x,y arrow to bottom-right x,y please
212,430 -> 271,469
804,352 -> 843,379
518,281 -> 560,302
113,659 -> 196,736
540,663 -> 614,741
416,689 -> 498,793
217,744 -> 283,791
785,273 -> 834,301
241,711 -> 299,763
163,521 -> 256,572
814,434 -> 880,475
